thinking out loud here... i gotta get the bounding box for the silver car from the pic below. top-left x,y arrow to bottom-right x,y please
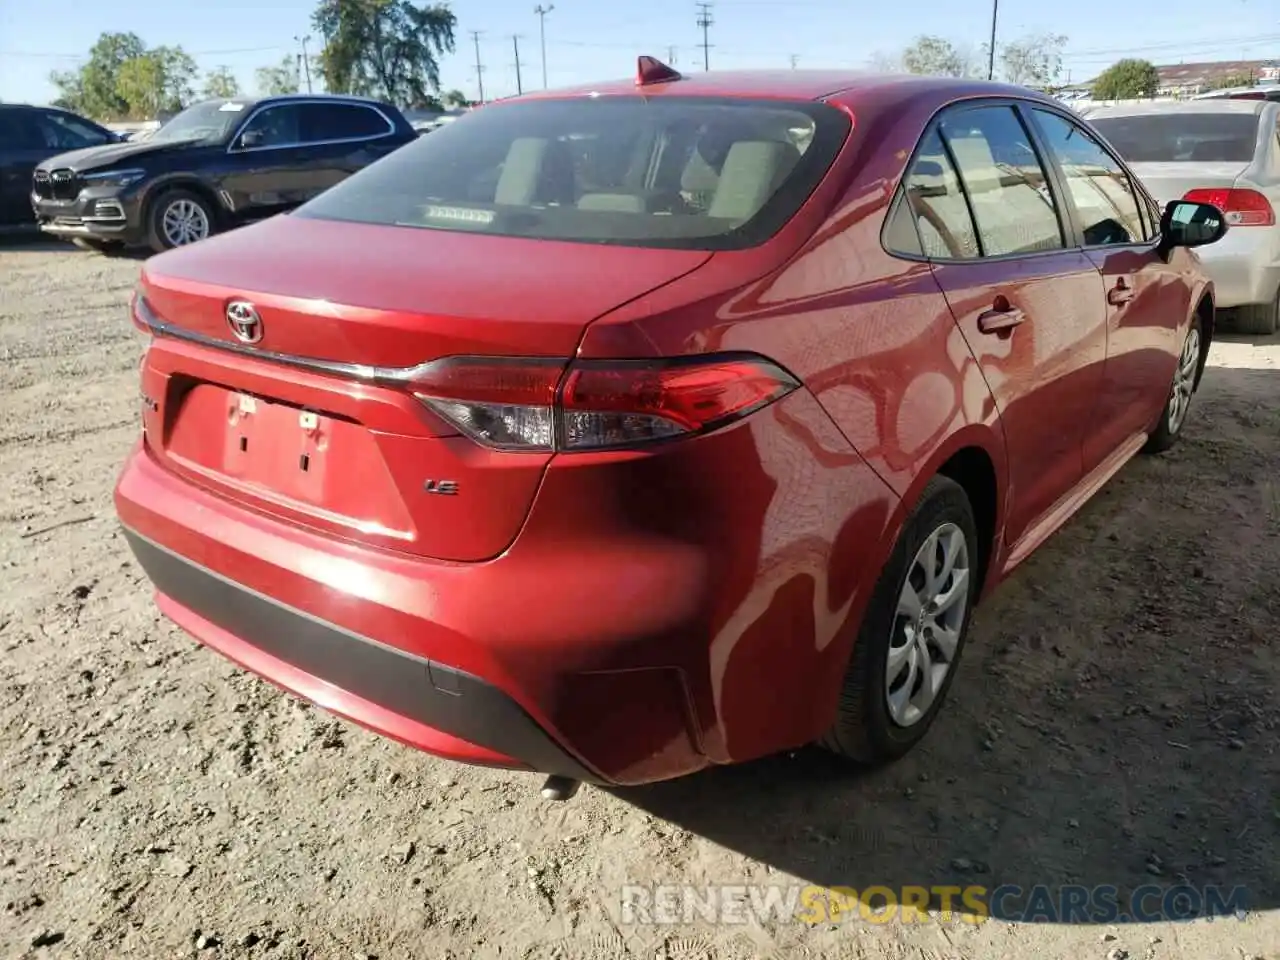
1084,100 -> 1280,334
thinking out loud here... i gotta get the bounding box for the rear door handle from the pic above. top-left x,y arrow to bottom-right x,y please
1108,279 -> 1134,305
977,300 -> 1026,336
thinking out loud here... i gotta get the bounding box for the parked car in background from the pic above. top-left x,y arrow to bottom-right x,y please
30,93 -> 418,254
115,62 -> 1225,791
1194,84 -> 1280,103
0,103 -> 120,230
1088,99 -> 1280,333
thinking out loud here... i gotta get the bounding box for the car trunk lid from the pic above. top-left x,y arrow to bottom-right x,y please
1126,161 -> 1252,210
137,214 -> 712,562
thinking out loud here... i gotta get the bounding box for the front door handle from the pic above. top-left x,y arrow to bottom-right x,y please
978,296 -> 1026,336
1108,278 -> 1134,305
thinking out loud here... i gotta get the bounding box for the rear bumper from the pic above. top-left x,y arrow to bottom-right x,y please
115,381 -> 897,785
123,527 -> 600,782
1193,226 -> 1280,308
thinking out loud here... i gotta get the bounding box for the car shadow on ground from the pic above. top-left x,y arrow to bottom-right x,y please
614,363 -> 1279,926
0,231 -> 148,259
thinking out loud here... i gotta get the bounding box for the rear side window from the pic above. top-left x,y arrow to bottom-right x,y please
300,103 -> 391,142
294,97 -> 851,251
1088,113 -> 1260,163
0,111 -> 43,149
36,111 -> 112,150
939,106 -> 1064,257
892,129 -> 980,260
1032,109 -> 1147,246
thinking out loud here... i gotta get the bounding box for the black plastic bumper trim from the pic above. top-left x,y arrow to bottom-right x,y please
122,527 -> 601,783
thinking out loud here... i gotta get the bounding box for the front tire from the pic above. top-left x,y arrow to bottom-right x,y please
821,475 -> 979,765
146,189 -> 216,254
1143,315 -> 1203,454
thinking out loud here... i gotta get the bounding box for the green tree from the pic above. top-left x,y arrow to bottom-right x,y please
901,36 -> 978,78
312,0 -> 457,105
1000,33 -> 1068,89
202,65 -> 242,99
49,31 -> 147,119
116,46 -> 198,118
255,56 -> 302,95
442,88 -> 472,107
1091,58 -> 1161,100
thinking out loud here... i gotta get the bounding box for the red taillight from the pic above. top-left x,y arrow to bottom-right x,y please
1182,188 -> 1275,227
407,353 -> 800,452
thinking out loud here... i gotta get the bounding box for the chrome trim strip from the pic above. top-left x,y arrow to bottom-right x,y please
226,98 -> 398,155
135,296 -> 420,383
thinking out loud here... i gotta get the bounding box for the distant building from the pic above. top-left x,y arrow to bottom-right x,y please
1152,59 -> 1278,98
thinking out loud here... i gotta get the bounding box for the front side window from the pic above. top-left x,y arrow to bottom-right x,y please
939,106 -> 1064,257
294,97 -> 851,250
1033,109 -> 1146,246
236,105 -> 303,148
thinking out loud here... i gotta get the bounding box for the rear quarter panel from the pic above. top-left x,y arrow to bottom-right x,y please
574,87 -> 1012,754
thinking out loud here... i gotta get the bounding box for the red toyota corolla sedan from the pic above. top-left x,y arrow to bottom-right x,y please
114,60 -> 1226,793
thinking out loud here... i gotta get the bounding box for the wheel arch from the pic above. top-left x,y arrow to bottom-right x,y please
141,176 -> 225,229
1190,282 -> 1214,391
877,424 -> 1008,606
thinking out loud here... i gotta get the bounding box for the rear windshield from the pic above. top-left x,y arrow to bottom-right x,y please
294,96 -> 851,250
1089,113 -> 1259,163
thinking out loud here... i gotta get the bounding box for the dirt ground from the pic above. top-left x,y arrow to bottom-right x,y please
1,236 -> 1277,960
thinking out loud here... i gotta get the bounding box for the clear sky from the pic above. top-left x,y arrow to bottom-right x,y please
1,0 -> 1278,107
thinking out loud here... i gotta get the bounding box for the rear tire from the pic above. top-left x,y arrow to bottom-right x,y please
1144,315 -> 1203,454
1232,287 -> 1279,336
145,188 -> 216,254
820,475 -> 979,765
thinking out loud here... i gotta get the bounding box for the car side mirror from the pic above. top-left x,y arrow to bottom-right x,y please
1160,200 -> 1227,255
238,129 -> 264,150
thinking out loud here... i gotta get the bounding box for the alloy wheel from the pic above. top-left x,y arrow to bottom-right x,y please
1167,326 -> 1201,435
161,199 -> 210,247
886,521 -> 971,728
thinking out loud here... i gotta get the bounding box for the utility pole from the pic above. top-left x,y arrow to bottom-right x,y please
512,35 -> 524,95
986,0 -> 998,81
790,54 -> 799,69
471,30 -> 486,103
695,2 -> 714,71
534,4 -> 554,89
294,35 -> 313,93
667,45 -> 678,65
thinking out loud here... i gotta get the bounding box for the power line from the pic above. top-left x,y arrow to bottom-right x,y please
695,1 -> 714,71
470,30 -> 486,103
534,4 -> 554,89
512,35 -> 524,95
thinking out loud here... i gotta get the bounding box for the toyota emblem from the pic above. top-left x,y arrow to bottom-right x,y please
226,301 -> 263,344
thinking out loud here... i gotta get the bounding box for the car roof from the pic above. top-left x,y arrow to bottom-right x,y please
186,93 -> 394,111
1086,99 -> 1266,118
510,68 -> 1059,109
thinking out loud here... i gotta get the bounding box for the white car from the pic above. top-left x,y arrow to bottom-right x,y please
1086,99 -> 1280,334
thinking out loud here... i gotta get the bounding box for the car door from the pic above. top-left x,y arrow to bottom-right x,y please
1027,106 -> 1190,472
294,101 -> 402,197
906,103 -> 1108,550
221,103 -> 313,217
0,110 -> 48,225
